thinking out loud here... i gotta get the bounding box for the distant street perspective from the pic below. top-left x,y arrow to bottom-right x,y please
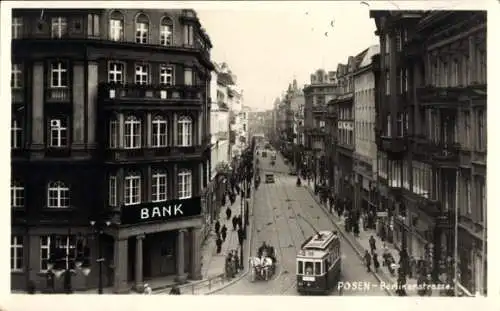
9,5 -> 486,298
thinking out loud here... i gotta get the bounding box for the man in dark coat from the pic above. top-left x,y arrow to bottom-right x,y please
237,215 -> 243,228
215,220 -> 221,235
216,234 -> 222,254
369,235 -> 377,253
221,225 -> 228,242
232,215 -> 238,231
226,206 -> 232,220
364,250 -> 372,272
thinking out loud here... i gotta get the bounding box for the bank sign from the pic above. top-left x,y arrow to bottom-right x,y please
120,197 -> 202,225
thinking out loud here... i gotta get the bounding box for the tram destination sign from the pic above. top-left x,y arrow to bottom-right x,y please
120,197 -> 202,225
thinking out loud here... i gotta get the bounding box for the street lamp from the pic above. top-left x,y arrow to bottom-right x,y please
46,230 -> 92,294
90,220 -> 112,294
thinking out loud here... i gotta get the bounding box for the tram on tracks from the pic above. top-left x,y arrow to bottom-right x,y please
296,230 -> 341,295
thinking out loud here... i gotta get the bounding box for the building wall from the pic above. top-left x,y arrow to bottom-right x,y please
354,69 -> 377,174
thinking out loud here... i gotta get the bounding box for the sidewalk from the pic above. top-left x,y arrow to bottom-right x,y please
303,182 -> 443,296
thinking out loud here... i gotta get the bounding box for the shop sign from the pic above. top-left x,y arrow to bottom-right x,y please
377,211 -> 388,217
121,197 -> 202,225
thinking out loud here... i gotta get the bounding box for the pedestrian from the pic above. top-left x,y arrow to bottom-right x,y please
373,252 -> 380,272
143,283 -> 152,295
232,215 -> 238,230
226,206 -> 232,220
215,220 -> 221,235
237,228 -> 244,246
237,215 -> 243,228
169,286 -> 181,295
417,273 -> 428,296
364,250 -> 372,272
221,225 -> 227,242
216,235 -> 223,254
369,235 -> 376,253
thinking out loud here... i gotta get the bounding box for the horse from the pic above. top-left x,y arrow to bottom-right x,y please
249,256 -> 274,281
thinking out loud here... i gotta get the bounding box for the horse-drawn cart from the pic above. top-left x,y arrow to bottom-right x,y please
249,243 -> 277,281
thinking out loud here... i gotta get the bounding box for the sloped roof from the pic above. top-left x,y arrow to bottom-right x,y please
359,44 -> 380,68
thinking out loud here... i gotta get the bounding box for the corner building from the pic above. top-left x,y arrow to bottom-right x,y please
11,9 -> 213,293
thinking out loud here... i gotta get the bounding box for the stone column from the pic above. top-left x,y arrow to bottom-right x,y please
87,61 -> 99,148
118,113 -> 125,148
173,113 -> 178,146
198,112 -> 203,145
146,113 -> 152,147
113,238 -> 128,294
189,227 -> 203,280
72,62 -> 85,149
175,229 -> 188,283
31,62 -> 44,153
134,234 -> 145,291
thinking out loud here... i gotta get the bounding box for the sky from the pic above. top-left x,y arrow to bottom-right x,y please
197,3 -> 379,112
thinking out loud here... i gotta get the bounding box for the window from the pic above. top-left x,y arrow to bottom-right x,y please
160,17 -> 173,46
11,181 -> 24,208
477,109 -> 485,151
177,116 -> 193,146
152,116 -> 168,147
160,65 -> 174,86
47,181 -> 70,208
479,50 -> 486,84
152,171 -> 167,202
124,116 -> 142,149
135,14 -> 149,44
11,236 -> 23,272
108,62 -> 125,84
442,62 -> 449,87
11,119 -> 22,149
396,113 -> 404,137
183,25 -> 194,46
464,177 -> 471,214
108,176 -> 117,206
385,72 -> 390,95
50,62 -> 68,88
109,118 -> 119,148
396,30 -> 402,51
464,111 -> 471,148
135,64 -> 149,85
40,235 -> 77,272
87,14 -> 100,37
11,64 -> 22,88
477,178 -> 485,223
12,17 -> 23,39
49,118 -> 68,148
432,62 -> 439,86
452,59 -> 460,86
109,11 -> 124,41
177,169 -> 192,199
385,34 -> 390,54
124,172 -> 141,205
51,17 -> 68,38
184,68 -> 193,86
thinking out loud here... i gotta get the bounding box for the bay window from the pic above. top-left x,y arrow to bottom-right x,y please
183,24 -> 194,46
184,68 -> 193,86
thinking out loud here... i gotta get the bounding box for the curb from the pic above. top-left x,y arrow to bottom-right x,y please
304,186 -> 393,296
206,186 -> 256,295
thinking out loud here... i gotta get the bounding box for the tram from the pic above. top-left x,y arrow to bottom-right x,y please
296,230 -> 341,295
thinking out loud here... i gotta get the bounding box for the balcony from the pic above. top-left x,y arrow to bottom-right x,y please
412,136 -> 460,166
45,87 -> 71,103
379,136 -> 407,154
416,85 -> 487,107
105,146 -> 205,163
312,105 -> 327,114
99,83 -> 203,108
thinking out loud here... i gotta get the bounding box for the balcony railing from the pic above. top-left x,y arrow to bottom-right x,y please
412,137 -> 460,163
46,87 -> 70,103
379,136 -> 407,154
105,146 -> 204,162
99,83 -> 203,104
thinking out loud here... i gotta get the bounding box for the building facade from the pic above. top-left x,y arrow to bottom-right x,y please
11,8 -> 213,293
370,10 -> 486,295
303,69 -> 337,184
353,45 -> 380,215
